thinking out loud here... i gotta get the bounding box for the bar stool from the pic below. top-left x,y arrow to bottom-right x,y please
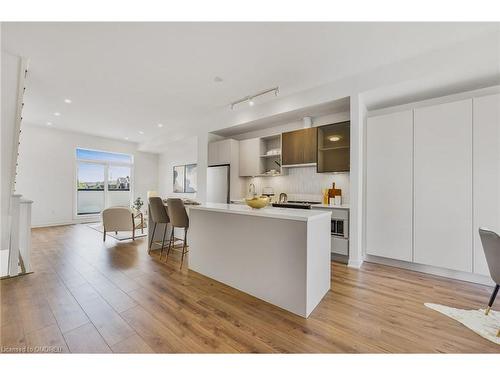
478,228 -> 500,338
166,198 -> 189,269
148,197 -> 170,258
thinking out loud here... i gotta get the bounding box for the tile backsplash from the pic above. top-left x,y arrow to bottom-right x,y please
242,166 -> 350,203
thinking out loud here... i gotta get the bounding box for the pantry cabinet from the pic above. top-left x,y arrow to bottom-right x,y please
413,99 -> 473,272
366,110 -> 413,262
365,89 -> 500,281
473,93 -> 500,276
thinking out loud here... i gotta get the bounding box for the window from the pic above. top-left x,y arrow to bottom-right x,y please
76,148 -> 133,215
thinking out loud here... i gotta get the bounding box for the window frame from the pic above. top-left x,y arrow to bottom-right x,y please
74,147 -> 134,219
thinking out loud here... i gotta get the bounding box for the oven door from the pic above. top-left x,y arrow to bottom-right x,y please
331,218 -> 348,238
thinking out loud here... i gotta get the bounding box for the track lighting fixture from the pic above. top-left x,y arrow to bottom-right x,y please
230,86 -> 279,110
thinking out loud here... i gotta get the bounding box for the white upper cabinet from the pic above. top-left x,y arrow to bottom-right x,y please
414,99 -> 473,272
239,138 -> 261,177
208,139 -> 232,166
473,93 -> 500,276
366,110 -> 413,261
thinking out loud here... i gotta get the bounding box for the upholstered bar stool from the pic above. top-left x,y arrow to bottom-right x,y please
166,198 -> 189,269
478,228 -> 500,337
148,197 -> 170,258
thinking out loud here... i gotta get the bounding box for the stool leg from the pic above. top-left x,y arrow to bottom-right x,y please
180,229 -> 187,270
485,284 -> 499,315
166,226 -> 174,261
149,222 -> 157,254
160,224 -> 168,260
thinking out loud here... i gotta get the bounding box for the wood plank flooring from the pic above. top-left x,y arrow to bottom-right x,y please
1,224 -> 498,353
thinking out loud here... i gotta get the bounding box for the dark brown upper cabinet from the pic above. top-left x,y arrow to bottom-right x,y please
282,127 -> 317,166
317,121 -> 350,173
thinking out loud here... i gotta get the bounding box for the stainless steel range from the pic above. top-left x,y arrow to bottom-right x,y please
272,200 -> 321,209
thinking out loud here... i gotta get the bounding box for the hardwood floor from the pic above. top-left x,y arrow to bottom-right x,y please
1,224 -> 498,353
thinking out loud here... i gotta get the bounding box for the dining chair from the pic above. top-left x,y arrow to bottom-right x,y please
166,198 -> 189,269
148,197 -> 170,258
478,228 -> 500,322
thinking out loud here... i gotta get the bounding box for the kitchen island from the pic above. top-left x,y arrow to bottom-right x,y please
188,203 -> 332,318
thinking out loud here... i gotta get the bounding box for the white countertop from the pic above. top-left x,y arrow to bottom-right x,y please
190,203 -> 331,222
311,204 -> 350,210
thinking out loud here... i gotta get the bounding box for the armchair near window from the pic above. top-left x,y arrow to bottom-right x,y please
102,207 -> 135,241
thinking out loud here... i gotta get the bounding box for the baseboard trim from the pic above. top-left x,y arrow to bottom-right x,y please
364,255 -> 494,286
347,258 -> 363,269
32,218 -> 99,228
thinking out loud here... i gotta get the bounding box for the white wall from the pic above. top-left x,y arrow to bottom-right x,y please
158,136 -> 198,199
15,125 -> 159,227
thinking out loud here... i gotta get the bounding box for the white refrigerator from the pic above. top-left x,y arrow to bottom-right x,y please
207,165 -> 230,203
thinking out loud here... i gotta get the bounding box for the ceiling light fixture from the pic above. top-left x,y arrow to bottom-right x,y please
230,86 -> 279,110
46,122 -> 53,126
214,76 -> 223,83
64,99 -> 72,104
328,135 -> 341,142
157,123 -> 164,128
125,137 -> 129,140
53,112 -> 61,116
138,131 -> 144,135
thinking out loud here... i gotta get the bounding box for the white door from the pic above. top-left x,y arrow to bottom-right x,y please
366,110 -> 413,261
207,165 -> 229,203
473,93 -> 500,276
414,99 -> 473,272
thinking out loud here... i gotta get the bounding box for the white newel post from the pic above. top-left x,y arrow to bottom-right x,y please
19,198 -> 33,273
8,194 -> 22,276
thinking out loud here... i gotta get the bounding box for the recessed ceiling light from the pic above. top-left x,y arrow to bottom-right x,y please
248,98 -> 255,107
54,112 -> 61,116
157,123 -> 164,128
328,135 -> 341,142
64,99 -> 72,104
138,131 -> 144,135
46,121 -> 53,126
124,137 -> 129,140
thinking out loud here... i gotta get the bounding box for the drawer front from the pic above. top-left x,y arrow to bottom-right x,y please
331,236 -> 349,256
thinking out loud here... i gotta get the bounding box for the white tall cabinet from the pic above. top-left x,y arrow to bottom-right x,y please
473,93 -> 500,276
414,99 -> 473,272
366,110 -> 413,261
365,88 -> 499,281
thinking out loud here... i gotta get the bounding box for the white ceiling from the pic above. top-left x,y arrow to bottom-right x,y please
2,22 -> 498,149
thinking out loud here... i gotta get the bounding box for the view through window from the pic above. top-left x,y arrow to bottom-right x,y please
76,148 -> 133,215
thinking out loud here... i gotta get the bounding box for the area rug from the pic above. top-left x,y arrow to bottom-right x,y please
425,303 -> 500,345
87,223 -> 148,240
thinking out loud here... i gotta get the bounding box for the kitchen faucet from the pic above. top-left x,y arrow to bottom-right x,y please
249,183 -> 256,197
279,192 -> 288,203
